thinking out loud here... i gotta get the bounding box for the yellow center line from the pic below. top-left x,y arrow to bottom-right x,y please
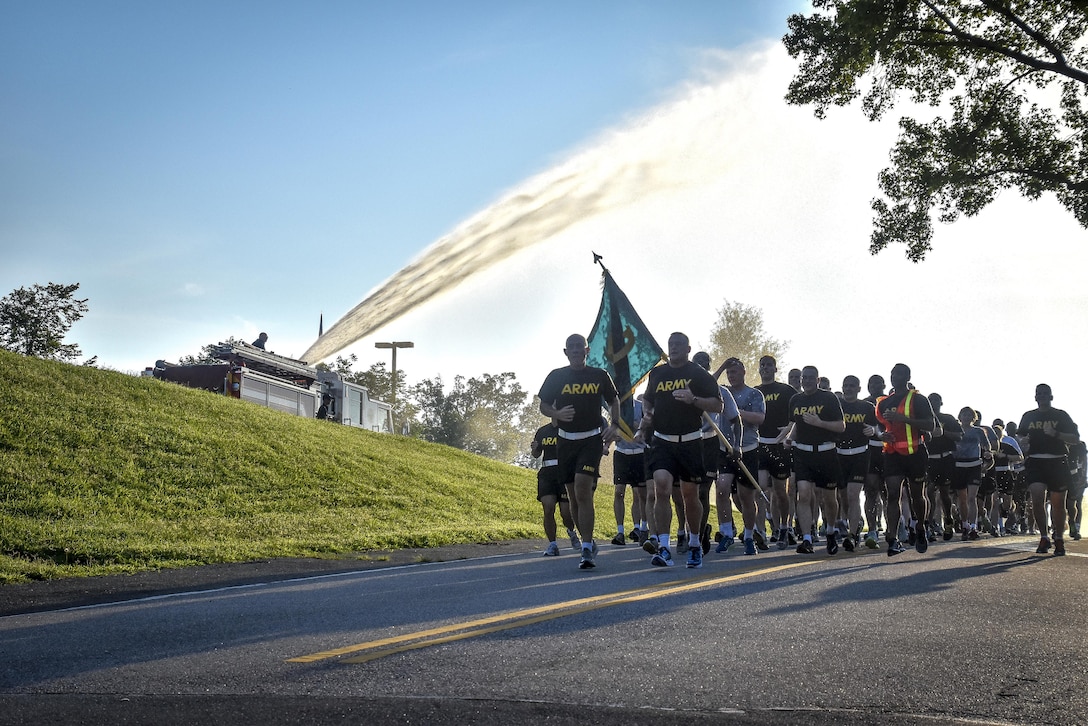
287,560 -> 817,665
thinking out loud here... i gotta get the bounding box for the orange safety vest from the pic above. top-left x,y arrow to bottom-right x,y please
876,390 -> 922,455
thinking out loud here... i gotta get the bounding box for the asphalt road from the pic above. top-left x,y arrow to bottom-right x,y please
1,535 -> 1084,725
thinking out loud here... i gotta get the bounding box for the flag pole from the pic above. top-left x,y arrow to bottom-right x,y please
701,412 -> 768,502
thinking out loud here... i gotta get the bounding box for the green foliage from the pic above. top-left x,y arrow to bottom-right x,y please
0,282 -> 90,362
177,336 -> 247,365
0,349 -> 551,583
784,1 -> 1088,261
410,372 -> 536,464
706,300 -> 789,375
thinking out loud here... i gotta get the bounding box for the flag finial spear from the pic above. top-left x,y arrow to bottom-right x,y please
592,251 -> 607,272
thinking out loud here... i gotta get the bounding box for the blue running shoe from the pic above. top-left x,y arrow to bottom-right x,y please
686,546 -> 702,569
715,536 -> 734,554
743,538 -> 757,555
651,546 -> 674,567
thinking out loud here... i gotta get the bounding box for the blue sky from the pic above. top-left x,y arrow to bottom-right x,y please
2,1 -> 801,361
4,1 -> 1088,427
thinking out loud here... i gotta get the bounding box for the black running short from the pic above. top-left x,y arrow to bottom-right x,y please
927,454 -> 954,488
758,442 -> 790,480
557,434 -> 603,485
1025,456 -> 1071,493
720,448 -> 760,489
884,450 -> 928,486
951,462 -> 982,492
647,438 -> 708,485
793,449 -> 842,490
838,451 -> 869,486
537,467 -> 569,502
613,449 -> 648,487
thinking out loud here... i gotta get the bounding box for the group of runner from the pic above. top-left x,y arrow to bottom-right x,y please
535,332 -> 1085,570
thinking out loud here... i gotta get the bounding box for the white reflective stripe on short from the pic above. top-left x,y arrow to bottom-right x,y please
542,459 -> 558,467
955,459 -> 983,467
758,436 -> 779,445
742,443 -> 759,453
702,430 -> 718,440
836,445 -> 868,456
929,452 -> 951,459
994,466 -> 1011,472
558,427 -> 601,440
1030,453 -> 1064,459
794,442 -> 836,453
869,440 -> 884,447
654,430 -> 703,443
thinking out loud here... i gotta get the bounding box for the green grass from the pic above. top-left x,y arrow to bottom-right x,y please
0,349 -> 573,584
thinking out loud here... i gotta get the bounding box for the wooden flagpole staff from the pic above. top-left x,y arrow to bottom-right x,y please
701,412 -> 768,503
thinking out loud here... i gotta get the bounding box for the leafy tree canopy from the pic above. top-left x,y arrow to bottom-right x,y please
0,282 -> 91,363
178,336 -> 248,366
706,300 -> 789,375
784,0 -> 1088,261
409,372 -> 536,464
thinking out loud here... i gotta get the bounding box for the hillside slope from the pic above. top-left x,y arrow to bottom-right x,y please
0,350 -> 540,583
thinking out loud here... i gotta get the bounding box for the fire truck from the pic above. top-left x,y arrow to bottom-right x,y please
153,341 -> 393,432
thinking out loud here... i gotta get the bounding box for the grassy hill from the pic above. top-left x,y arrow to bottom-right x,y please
0,349 -> 548,584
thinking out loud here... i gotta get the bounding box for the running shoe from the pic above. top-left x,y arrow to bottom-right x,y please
611,533 -> 626,546
743,538 -> 757,556
753,529 -> 769,551
907,527 -> 916,547
569,532 -> 582,551
915,525 -> 928,554
796,540 -> 814,554
543,542 -> 560,556
1036,537 -> 1052,554
701,523 -> 713,555
968,528 -> 980,541
1072,525 -> 1081,541
865,533 -> 879,549
786,529 -> 798,546
578,547 -> 596,569
591,540 -> 599,557
714,531 -> 724,543
643,536 -> 660,555
777,529 -> 789,550
715,536 -> 734,554
651,546 -> 674,567
843,534 -> 855,552
961,529 -> 970,542
887,539 -> 906,557
686,546 -> 703,569
677,533 -> 689,554
826,532 -> 839,555
1054,539 -> 1066,556
943,523 -> 954,541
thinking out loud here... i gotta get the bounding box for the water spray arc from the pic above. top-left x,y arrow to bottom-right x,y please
301,53 -> 760,365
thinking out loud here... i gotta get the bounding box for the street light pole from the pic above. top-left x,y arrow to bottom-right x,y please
374,341 -> 414,417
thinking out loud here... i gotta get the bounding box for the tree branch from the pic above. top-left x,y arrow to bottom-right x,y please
914,1 -> 1088,84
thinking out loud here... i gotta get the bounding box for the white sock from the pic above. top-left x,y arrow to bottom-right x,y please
659,534 -> 671,549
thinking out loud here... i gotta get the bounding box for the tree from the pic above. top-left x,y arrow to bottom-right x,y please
783,1 -> 1088,261
0,282 -> 91,362
706,300 -> 789,374
178,336 -> 247,365
409,372 -> 536,464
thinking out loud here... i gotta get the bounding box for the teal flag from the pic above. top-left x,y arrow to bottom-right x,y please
586,269 -> 664,440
